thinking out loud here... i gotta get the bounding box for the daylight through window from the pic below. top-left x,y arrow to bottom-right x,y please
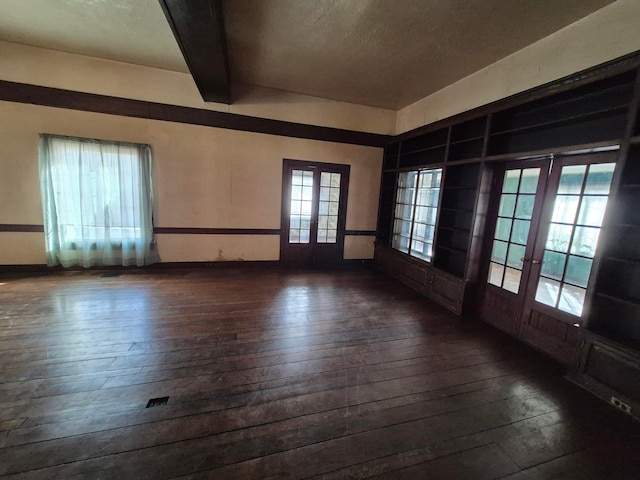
392,168 -> 442,261
38,134 -> 158,267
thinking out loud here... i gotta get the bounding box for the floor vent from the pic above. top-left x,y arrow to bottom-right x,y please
101,273 -> 121,278
146,396 -> 169,408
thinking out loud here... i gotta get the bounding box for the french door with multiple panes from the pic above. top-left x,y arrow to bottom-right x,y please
280,159 -> 350,266
481,152 -> 617,363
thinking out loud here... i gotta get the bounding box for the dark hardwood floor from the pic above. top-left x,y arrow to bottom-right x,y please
0,266 -> 639,479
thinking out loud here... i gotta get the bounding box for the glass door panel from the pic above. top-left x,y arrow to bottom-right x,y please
392,171 -> 417,253
410,169 -> 440,261
487,167 -> 541,293
288,170 -> 314,244
317,172 -> 341,244
533,162 -> 615,316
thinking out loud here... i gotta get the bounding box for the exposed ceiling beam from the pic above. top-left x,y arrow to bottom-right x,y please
159,0 -> 230,104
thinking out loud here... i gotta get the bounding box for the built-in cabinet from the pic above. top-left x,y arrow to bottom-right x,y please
568,136 -> 640,419
375,53 -> 640,420
376,120 -> 488,316
375,247 -> 467,315
434,162 -> 484,278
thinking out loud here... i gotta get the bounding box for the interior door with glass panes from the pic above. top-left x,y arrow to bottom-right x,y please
481,158 -> 551,336
280,159 -> 350,267
518,152 -> 617,363
481,152 -> 617,363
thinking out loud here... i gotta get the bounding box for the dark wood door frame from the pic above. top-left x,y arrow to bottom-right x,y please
480,151 -> 619,363
479,157 -> 552,336
280,159 -> 350,267
519,152 -> 615,325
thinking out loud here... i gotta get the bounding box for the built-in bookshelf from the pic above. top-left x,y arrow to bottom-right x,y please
434,163 -> 481,278
397,128 -> 448,168
376,54 -> 640,338
448,117 -> 486,162
487,72 -> 635,156
588,143 -> 640,345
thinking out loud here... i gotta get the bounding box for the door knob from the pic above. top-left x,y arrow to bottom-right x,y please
520,257 -> 530,262
531,259 -> 542,264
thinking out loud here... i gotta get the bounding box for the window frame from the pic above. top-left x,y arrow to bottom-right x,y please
391,167 -> 443,262
38,133 -> 158,267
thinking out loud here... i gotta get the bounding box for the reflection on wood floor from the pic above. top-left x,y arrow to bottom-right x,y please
0,267 -> 639,479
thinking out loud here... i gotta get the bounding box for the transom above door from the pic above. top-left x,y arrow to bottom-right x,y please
280,159 -> 350,267
481,151 -> 617,363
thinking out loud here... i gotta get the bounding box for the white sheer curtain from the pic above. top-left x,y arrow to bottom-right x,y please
39,134 -> 159,267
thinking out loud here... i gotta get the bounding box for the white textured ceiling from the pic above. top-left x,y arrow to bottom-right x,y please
223,0 -> 615,109
0,0 -> 188,73
0,0 -> 616,109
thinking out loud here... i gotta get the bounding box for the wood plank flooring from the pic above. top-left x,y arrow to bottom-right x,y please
0,266 -> 639,479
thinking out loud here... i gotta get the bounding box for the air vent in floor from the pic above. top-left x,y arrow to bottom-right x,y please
146,396 -> 169,408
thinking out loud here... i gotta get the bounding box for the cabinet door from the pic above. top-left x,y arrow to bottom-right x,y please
429,270 -> 465,315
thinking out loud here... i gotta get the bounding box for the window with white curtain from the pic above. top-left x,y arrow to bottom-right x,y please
392,168 -> 442,261
38,134 -> 159,267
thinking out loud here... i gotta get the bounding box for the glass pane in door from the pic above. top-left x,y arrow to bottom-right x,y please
289,170 -> 313,243
317,172 -> 341,243
534,163 -> 615,315
410,169 -> 441,261
392,172 -> 418,253
488,168 -> 541,293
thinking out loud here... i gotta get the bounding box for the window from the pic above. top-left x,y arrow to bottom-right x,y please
534,162 -> 615,316
488,167 -> 541,293
392,168 -> 442,261
38,134 -> 158,267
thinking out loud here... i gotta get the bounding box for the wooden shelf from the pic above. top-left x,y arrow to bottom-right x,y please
603,254 -> 640,265
401,128 -> 449,154
399,144 -> 447,155
596,291 -> 640,308
448,138 -> 484,162
607,222 -> 640,229
490,104 -> 629,137
398,145 -> 446,169
491,73 -> 634,134
488,116 -> 627,156
589,156 -> 640,346
442,186 -> 478,191
521,77 -> 634,114
586,329 -> 640,353
445,157 -> 483,165
436,244 -> 468,254
449,136 -> 484,145
450,117 -> 487,143
483,140 -> 621,163
440,207 -> 474,213
437,226 -> 471,233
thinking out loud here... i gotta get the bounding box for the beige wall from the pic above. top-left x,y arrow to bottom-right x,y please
397,0 -> 640,134
4,1 -> 638,265
0,101 -> 381,264
0,40 -> 396,135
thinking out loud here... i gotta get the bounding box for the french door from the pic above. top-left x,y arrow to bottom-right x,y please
280,159 -> 350,267
481,152 -> 617,363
